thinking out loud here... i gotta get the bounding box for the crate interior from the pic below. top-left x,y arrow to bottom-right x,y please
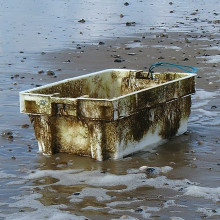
28,70 -> 189,99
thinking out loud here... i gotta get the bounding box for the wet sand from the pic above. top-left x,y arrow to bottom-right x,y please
0,0 -> 220,219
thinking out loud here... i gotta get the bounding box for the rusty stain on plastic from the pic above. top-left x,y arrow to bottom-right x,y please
20,69 -> 196,160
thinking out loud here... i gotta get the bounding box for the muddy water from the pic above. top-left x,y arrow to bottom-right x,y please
0,0 -> 220,219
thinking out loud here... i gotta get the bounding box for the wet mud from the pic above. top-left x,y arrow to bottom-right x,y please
0,0 -> 220,219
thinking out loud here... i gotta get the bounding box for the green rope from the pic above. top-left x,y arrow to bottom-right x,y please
147,62 -> 198,79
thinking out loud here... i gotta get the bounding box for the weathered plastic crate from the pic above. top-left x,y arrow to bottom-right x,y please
20,67 -> 196,160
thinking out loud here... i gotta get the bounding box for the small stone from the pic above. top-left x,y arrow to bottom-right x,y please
11,156 -> 16,160
128,53 -> 136,56
124,2 -> 129,6
185,37 -> 191,43
38,70 -> 44,74
41,52 -> 46,55
170,10 -> 174,13
98,41 -> 105,45
1,130 -> 13,137
158,56 -> 165,59
126,22 -> 136,26
198,141 -> 203,145
21,124 -> 29,128
192,18 -> 198,22
46,70 -> 55,76
160,33 -> 168,38
114,58 -> 123,63
78,19 -> 86,23
183,57 -> 189,61
8,135 -> 14,140
135,208 -> 143,213
169,2 -> 173,5
191,164 -> 197,168
73,192 -> 80,196
213,20 -> 220,24
120,14 -> 124,18
145,167 -> 156,175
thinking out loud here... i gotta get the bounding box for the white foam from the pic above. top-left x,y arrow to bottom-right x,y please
109,205 -> 160,219
193,90 -> 218,100
0,170 -> 16,179
191,100 -> 209,109
111,216 -> 139,220
170,217 -> 185,220
196,109 -> 218,117
138,206 -> 161,219
163,200 -> 187,209
69,187 -> 112,203
7,180 -> 27,185
107,200 -> 142,207
184,185 -> 220,202
205,55 -> 220,63
25,168 -> 195,192
137,166 -> 173,175
197,207 -> 220,217
152,45 -> 182,50
3,193 -> 87,220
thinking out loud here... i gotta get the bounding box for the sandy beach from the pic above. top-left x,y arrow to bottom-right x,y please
0,0 -> 220,219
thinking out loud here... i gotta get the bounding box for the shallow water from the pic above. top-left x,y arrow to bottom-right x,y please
0,0 -> 220,219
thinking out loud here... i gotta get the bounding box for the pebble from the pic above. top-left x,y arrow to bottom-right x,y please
185,37 -> 191,43
213,20 -> 220,24
78,19 -> 86,23
21,124 -> 29,128
160,33 -> 168,38
198,141 -> 203,145
158,56 -> 165,59
128,53 -> 136,56
126,22 -> 136,26
135,208 -> 143,213
1,130 -> 13,137
124,2 -> 129,6
183,57 -> 189,61
38,70 -> 44,74
191,164 -> 197,168
114,58 -> 123,62
46,70 -> 55,76
73,192 -> 80,196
